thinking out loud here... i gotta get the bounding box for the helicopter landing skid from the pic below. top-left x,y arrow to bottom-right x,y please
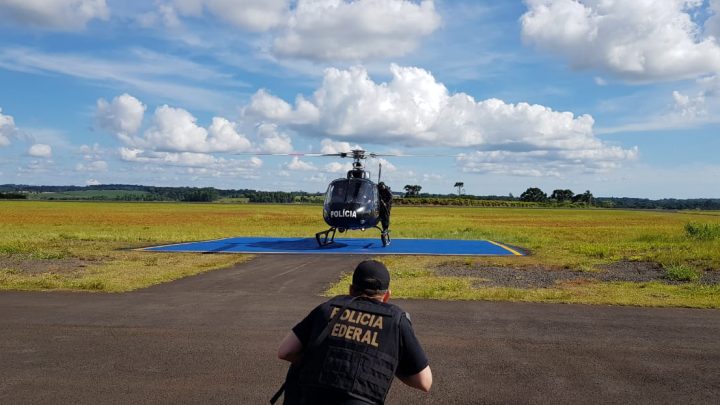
315,228 -> 337,247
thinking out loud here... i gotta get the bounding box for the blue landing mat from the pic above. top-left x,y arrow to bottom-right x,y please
142,237 -> 525,256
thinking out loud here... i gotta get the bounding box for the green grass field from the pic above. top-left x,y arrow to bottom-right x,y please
1,201 -> 718,307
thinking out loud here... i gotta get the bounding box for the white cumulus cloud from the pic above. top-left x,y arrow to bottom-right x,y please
119,147 -> 262,176
246,89 -> 318,125
324,161 -> 352,173
95,95 -> 291,178
708,0 -> 720,38
319,138 -> 361,154
143,106 -> 210,152
371,157 -> 396,173
28,143 -> 52,158
520,0 -> 720,82
672,90 -> 707,119
247,64 -> 635,175
79,143 -> 106,161
75,160 -> 108,172
458,147 -> 638,177
250,64 -> 598,149
256,123 -> 293,153
96,94 -> 146,146
142,105 -> 254,153
119,148 -> 199,166
151,0 -> 440,61
0,0 -> 109,31
0,108 -> 17,147
96,95 -> 255,154
285,156 -> 317,171
137,4 -> 181,28
142,106 -> 254,153
273,0 -> 441,61
164,0 -> 288,31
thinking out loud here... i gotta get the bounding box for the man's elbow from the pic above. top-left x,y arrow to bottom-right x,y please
399,365 -> 433,392
277,350 -> 291,361
417,366 -> 433,392
278,348 -> 302,363
277,332 -> 303,363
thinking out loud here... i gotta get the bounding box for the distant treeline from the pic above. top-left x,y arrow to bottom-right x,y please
1,184 -> 719,210
0,184 -> 322,203
0,192 -> 27,199
395,197 -> 541,208
594,197 -> 720,210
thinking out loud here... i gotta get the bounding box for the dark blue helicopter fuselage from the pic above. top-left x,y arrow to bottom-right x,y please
322,177 -> 379,230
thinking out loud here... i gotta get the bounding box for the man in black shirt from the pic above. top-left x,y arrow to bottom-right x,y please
277,260 -> 432,404
377,182 -> 392,234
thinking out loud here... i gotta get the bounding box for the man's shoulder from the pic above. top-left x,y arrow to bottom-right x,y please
379,302 -> 413,324
367,300 -> 408,321
381,300 -> 405,313
321,295 -> 409,317
317,295 -> 353,313
326,296 -> 406,316
323,294 -> 352,306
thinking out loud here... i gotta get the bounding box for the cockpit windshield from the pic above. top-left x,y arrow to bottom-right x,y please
325,179 -> 376,206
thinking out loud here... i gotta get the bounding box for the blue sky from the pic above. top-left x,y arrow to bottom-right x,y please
0,0 -> 719,198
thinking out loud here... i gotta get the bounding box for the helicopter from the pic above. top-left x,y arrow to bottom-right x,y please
316,149 -> 393,247
241,148 -> 456,247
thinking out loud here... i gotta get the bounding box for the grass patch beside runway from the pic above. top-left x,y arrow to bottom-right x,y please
2,201 -> 720,306
326,257 -> 720,308
1,252 -> 247,292
0,201 -> 258,292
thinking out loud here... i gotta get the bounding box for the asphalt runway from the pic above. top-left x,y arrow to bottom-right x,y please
1,255 -> 719,404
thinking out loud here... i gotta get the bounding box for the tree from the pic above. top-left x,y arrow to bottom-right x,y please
181,187 -> 219,202
550,189 -> 574,202
573,190 -> 594,205
403,185 -> 422,197
520,187 -> 547,202
453,182 -> 465,195
0,192 -> 27,199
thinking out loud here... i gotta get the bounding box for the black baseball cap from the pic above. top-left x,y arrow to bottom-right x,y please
352,260 -> 390,291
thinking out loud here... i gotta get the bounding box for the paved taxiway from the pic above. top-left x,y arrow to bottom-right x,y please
1,255 -> 719,404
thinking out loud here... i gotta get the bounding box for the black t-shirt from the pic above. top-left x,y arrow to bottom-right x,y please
292,296 -> 429,378
378,186 -> 392,209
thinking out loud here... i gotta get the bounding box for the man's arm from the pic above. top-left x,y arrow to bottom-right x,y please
277,331 -> 303,363
395,312 -> 432,392
398,365 -> 432,392
280,304 -> 325,363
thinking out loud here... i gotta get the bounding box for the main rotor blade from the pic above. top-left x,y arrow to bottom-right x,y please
233,152 -> 343,157
369,153 -> 463,158
233,151 -> 462,158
